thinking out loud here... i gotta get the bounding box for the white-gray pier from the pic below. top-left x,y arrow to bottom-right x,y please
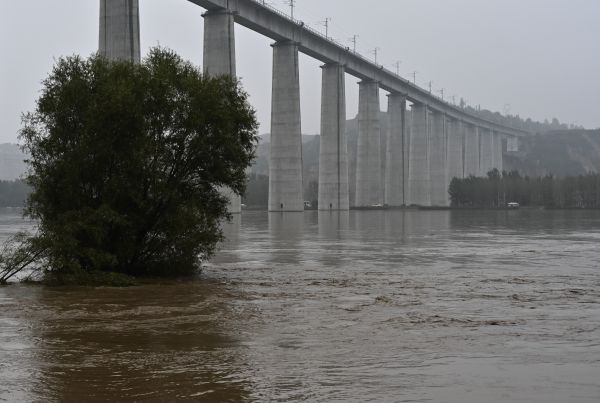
355,80 -> 382,207
203,9 -> 242,213
319,63 -> 349,211
269,41 -> 304,212
99,0 -> 140,63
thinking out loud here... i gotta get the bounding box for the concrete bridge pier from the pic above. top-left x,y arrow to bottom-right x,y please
385,93 -> 407,207
355,80 -> 382,207
318,63 -> 349,211
269,40 -> 304,212
99,0 -> 140,63
203,8 -> 241,213
404,110 -> 412,203
507,136 -> 520,152
464,124 -> 480,176
447,118 -> 464,184
407,103 -> 430,206
203,9 -> 236,77
493,133 -> 504,172
429,111 -> 449,206
479,129 -> 494,176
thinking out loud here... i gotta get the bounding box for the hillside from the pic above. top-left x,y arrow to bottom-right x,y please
505,130 -> 600,176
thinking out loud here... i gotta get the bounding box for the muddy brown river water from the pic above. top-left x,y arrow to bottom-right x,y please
1,208 -> 599,402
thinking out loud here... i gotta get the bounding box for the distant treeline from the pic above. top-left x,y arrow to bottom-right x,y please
449,170 -> 600,209
0,180 -> 30,207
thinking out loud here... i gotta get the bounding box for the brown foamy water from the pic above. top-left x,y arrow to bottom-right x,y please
1,208 -> 599,402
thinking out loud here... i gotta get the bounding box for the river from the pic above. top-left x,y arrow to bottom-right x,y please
1,207 -> 599,402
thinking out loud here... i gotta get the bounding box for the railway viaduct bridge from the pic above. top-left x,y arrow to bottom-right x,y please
100,0 -> 529,212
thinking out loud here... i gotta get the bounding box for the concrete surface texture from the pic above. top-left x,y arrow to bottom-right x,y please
464,124 -> 480,177
479,129 -> 494,176
385,94 -> 407,207
355,80 -> 382,207
202,9 -> 241,213
269,41 -> 304,212
407,104 -> 430,206
99,0 -> 140,63
493,133 -> 504,172
404,111 -> 412,204
429,111 -> 449,206
447,118 -> 465,184
507,136 -> 520,152
318,63 -> 349,211
203,9 -> 236,77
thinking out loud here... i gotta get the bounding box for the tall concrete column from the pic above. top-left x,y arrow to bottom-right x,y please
385,93 -> 407,207
407,104 -> 430,206
202,9 -> 241,213
447,118 -> 464,184
490,132 -> 497,171
269,41 -> 304,212
355,80 -> 382,207
429,111 -> 448,206
464,124 -> 480,176
479,128 -> 494,176
318,63 -> 349,211
404,109 -> 412,203
203,9 -> 236,77
99,0 -> 140,63
507,136 -> 520,152
493,133 -> 504,172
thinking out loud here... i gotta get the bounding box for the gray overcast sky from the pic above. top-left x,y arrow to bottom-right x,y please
1,0 -> 599,143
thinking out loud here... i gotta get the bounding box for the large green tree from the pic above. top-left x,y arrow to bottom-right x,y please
19,48 -> 258,278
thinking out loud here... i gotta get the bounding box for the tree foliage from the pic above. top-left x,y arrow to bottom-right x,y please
449,170 -> 600,209
15,48 -> 258,279
0,232 -> 45,285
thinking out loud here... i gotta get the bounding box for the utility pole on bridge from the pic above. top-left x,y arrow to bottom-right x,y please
287,0 -> 295,20
319,17 -> 331,39
349,35 -> 359,53
371,47 -> 380,65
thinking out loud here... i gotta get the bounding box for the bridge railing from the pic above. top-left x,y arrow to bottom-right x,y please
249,1 -> 416,82
247,0 -> 521,132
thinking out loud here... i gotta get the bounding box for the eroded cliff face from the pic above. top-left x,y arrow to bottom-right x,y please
505,130 -> 600,177
0,144 -> 27,181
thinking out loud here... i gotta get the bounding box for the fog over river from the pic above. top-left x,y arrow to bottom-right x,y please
1,208 -> 599,402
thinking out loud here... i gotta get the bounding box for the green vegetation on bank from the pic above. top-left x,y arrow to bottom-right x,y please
1,48 -> 258,285
0,180 -> 30,207
449,170 -> 600,209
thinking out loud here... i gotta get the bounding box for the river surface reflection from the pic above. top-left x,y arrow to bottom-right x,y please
1,208 -> 600,402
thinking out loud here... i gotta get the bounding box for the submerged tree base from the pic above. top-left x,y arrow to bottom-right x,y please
43,269 -> 138,287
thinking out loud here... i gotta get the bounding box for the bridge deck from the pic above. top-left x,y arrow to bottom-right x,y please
188,0 -> 528,137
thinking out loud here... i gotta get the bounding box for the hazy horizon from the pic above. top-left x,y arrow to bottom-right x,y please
1,0 -> 599,144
